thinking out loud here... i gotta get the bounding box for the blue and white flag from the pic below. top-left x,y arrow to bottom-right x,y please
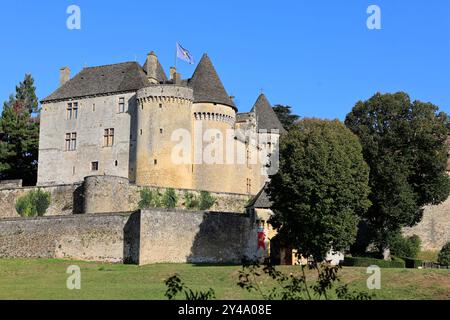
176,42 -> 195,65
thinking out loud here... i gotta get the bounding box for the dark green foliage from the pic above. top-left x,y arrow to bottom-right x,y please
401,257 -> 423,269
0,74 -> 40,186
268,119 -> 371,262
342,256 -> 405,268
138,188 -> 162,209
437,242 -> 450,266
199,191 -> 216,210
183,192 -> 199,210
388,233 -> 421,258
162,188 -> 178,208
15,189 -> 51,217
237,260 -> 371,300
272,105 -> 300,131
164,274 -> 215,300
345,92 -> 450,251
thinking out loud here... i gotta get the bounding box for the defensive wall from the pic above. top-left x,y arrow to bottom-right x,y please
0,176 -> 251,218
0,209 -> 258,265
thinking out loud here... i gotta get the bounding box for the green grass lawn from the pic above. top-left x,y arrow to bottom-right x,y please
0,258 -> 449,300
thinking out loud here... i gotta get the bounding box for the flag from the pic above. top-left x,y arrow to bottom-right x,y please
176,42 -> 195,65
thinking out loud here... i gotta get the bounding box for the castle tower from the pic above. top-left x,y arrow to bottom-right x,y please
135,51 -> 194,189
250,94 -> 286,185
188,54 -> 240,192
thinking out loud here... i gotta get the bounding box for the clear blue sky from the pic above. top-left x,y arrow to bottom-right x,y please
1,0 -> 449,119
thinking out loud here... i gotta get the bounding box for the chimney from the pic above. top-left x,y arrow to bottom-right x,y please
174,72 -> 182,85
60,67 -> 70,86
170,67 -> 176,80
146,51 -> 159,84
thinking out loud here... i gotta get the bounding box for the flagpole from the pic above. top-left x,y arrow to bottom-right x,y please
174,42 -> 177,71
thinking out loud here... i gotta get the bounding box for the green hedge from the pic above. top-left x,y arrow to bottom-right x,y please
400,257 -> 423,269
342,256 -> 405,268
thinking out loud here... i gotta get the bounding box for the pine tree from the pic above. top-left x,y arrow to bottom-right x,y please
272,105 -> 299,131
0,74 -> 40,185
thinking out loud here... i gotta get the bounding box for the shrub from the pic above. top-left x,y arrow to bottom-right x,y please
199,191 -> 216,210
401,257 -> 423,269
388,233 -> 421,258
342,256 -> 405,268
162,188 -> 178,208
184,192 -> 199,210
138,188 -> 162,209
15,189 -> 51,217
437,243 -> 450,266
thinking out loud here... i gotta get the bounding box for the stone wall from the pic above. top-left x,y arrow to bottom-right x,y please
0,212 -> 139,263
403,197 -> 450,251
0,184 -> 82,219
0,179 -> 250,218
0,209 -> 258,265
139,209 -> 258,265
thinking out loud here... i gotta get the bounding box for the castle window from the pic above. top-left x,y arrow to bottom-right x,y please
103,128 -> 114,147
160,128 -> 163,134
154,159 -> 157,165
115,160 -> 118,167
159,103 -> 163,108
246,178 -> 252,193
65,132 -> 77,151
66,102 -> 78,119
92,103 -> 95,112
91,161 -> 99,171
140,129 -> 143,135
118,97 -> 126,113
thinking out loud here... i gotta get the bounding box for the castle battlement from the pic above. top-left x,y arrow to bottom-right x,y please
136,85 -> 194,104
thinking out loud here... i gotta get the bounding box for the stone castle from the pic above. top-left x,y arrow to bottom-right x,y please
37,51 -> 285,195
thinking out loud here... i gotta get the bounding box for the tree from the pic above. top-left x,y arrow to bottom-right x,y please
0,74 -> 40,186
345,92 -> 450,253
273,105 -> 300,131
267,119 -> 371,262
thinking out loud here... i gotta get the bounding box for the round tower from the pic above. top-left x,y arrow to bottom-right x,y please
135,85 -> 194,189
188,54 -> 242,193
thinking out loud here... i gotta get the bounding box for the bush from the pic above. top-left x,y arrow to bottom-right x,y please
184,192 -> 199,210
437,243 -> 450,266
342,256 -> 405,268
400,257 -> 423,269
388,233 -> 421,258
199,191 -> 216,210
162,188 -> 178,208
138,188 -> 162,209
15,189 -> 51,217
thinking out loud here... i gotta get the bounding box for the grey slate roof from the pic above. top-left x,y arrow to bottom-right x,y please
251,94 -> 286,133
236,112 -> 252,123
41,62 -> 151,103
143,59 -> 168,82
246,184 -> 272,208
188,54 -> 236,110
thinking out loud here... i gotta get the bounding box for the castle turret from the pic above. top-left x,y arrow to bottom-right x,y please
143,51 -> 168,84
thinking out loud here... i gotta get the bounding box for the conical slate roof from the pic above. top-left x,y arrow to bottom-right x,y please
251,94 -> 286,133
42,62 -> 150,103
189,54 -> 236,109
246,184 -> 272,208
